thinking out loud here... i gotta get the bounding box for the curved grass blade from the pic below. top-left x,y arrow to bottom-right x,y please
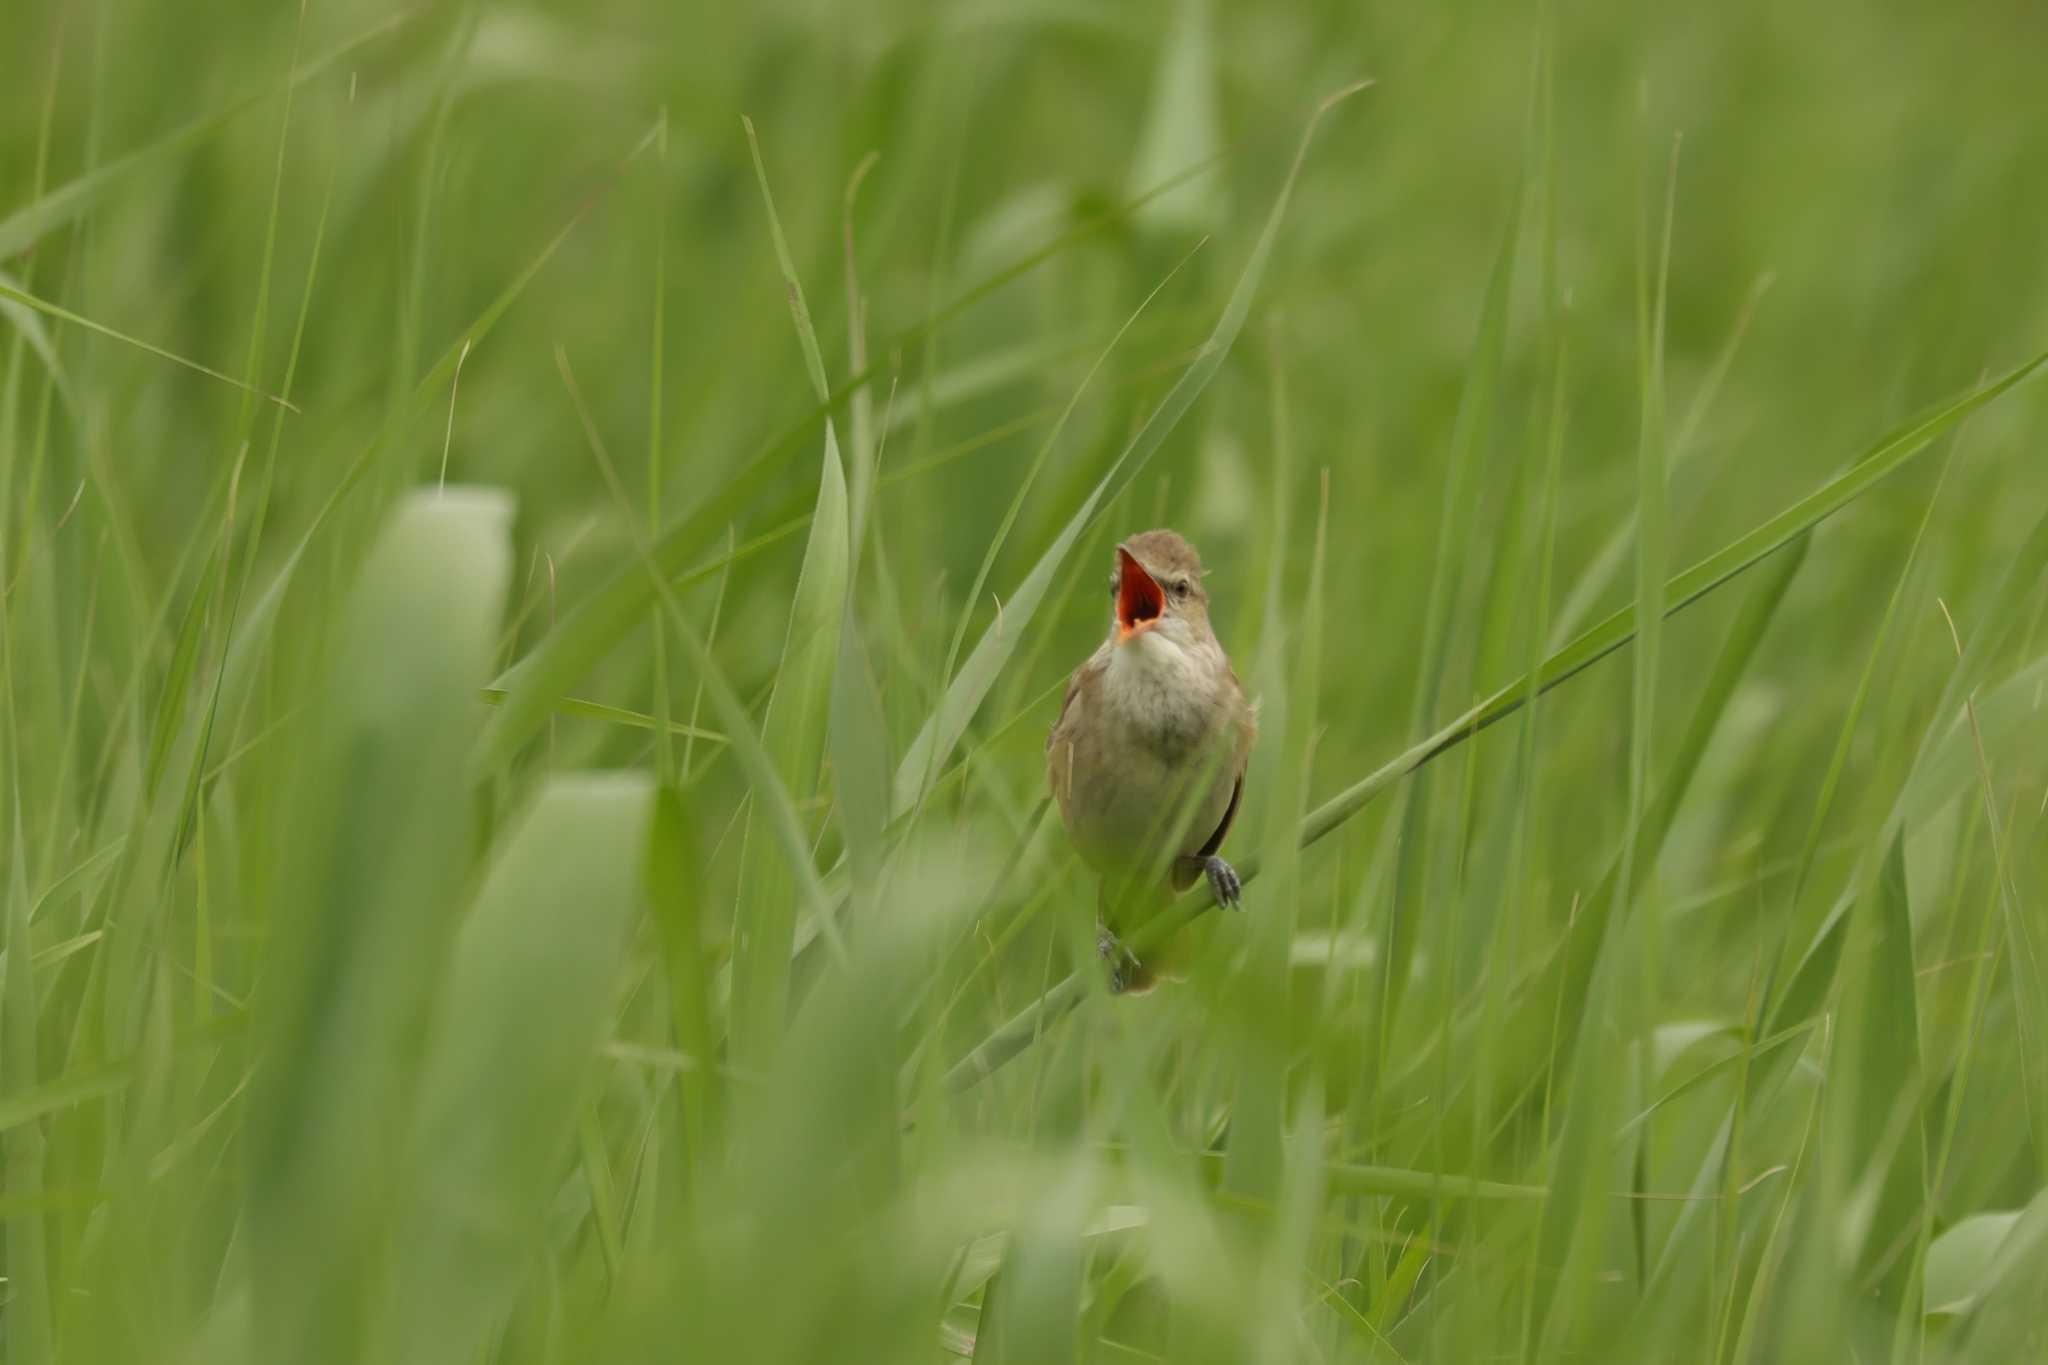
1955,1188 -> 2048,1356
1901,650 -> 2048,833
1924,1206 -> 2026,1317
475,687 -> 725,743
0,268 -> 77,418
0,1060 -> 136,1135
1322,1160 -> 1545,1202
0,279 -> 298,411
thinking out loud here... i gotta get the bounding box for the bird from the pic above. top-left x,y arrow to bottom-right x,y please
1045,529 -> 1257,993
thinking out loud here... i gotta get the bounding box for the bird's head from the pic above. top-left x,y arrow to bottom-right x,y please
1109,528 -> 1213,655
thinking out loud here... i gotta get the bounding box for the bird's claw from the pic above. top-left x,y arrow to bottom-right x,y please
1204,855 -> 1243,910
1097,924 -> 1140,994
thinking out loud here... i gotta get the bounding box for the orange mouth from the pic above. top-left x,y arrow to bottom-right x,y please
1115,547 -> 1164,643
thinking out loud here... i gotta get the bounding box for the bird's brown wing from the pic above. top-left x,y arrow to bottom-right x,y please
1169,771 -> 1243,892
1045,662 -> 1089,751
1208,662 -> 1256,857
1195,772 -> 1244,860
1169,683 -> 1256,891
1045,657 -> 1103,812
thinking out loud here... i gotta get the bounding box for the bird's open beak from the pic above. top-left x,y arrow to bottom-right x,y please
1115,547 -> 1164,644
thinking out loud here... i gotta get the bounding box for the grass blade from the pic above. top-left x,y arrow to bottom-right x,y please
383,775 -> 654,1365
0,280 -> 298,411
1779,832 -> 1925,1360
0,10 -> 413,262
649,786 -> 718,1186
1129,0 -> 1224,232
4,811 -> 52,1362
1527,533 -> 1807,1352
1951,623 -> 2048,1177
1224,366 -> 1324,1210
245,487 -> 513,1364
1787,431 -> 1963,917
0,267 -> 77,418
1955,1188 -> 2048,1355
727,121 -> 851,1071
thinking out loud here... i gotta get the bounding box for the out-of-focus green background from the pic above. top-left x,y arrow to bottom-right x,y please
4,1 -> 2046,1361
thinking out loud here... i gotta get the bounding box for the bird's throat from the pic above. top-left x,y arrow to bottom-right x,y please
1103,632 -> 1223,758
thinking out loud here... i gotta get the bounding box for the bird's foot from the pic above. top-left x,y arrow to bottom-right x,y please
1203,855 -> 1243,910
1096,924 -> 1141,994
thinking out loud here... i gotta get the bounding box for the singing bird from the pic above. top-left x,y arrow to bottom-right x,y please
1045,529 -> 1257,992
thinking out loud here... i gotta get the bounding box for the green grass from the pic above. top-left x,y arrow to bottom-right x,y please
5,2 -> 2048,1361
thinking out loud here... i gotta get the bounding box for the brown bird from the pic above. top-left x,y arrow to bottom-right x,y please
1045,529 -> 1257,992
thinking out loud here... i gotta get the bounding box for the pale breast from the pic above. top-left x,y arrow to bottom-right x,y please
1048,633 -> 1248,881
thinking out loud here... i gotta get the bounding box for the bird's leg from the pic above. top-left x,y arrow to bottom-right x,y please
1096,921 -> 1141,994
1201,855 -> 1242,909
1173,854 -> 1243,908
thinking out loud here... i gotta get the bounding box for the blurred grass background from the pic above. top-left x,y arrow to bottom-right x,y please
4,0 -> 2048,1360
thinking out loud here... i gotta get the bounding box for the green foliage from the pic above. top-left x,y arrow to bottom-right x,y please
3,3 -> 2047,1362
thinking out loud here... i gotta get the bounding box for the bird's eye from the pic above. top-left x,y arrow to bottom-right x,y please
1173,578 -> 1191,599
